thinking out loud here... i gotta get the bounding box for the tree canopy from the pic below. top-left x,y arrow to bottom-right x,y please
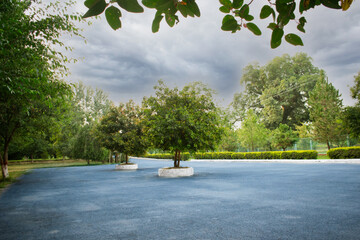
232,53 -> 320,129
0,0 -> 83,179
81,0 -> 354,48
97,100 -> 148,163
143,80 -> 224,167
308,71 -> 345,150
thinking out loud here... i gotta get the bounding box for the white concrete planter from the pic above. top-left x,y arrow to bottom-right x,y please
158,167 -> 194,177
115,163 -> 138,170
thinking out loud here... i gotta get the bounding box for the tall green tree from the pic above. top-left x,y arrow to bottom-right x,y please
342,72 -> 360,140
54,82 -> 112,163
350,71 -> 360,105
271,123 -> 298,151
237,110 -> 269,151
143,81 -> 224,168
80,0 -> 354,48
0,0 -> 83,179
308,71 -> 345,150
96,100 -> 148,163
232,53 -> 320,129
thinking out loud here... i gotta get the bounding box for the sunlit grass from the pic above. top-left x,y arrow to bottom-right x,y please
0,160 -> 105,190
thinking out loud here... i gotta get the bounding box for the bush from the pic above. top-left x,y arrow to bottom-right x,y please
144,152 -> 191,161
145,150 -> 318,160
327,147 -> 360,159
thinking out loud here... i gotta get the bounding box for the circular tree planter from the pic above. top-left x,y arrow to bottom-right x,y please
158,167 -> 194,177
115,163 -> 138,170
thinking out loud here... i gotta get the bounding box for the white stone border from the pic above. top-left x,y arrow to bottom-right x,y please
115,163 -> 138,170
158,167 -> 194,177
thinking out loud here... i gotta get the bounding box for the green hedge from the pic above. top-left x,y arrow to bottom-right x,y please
327,147 -> 360,159
145,150 -> 317,160
144,153 -> 191,161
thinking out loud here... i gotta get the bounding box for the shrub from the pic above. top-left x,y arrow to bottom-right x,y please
281,150 -> 317,159
144,152 -> 191,161
327,147 -> 360,159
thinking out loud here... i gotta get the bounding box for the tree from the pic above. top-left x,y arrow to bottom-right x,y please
308,71 -> 345,150
0,0 -> 84,179
81,0 -> 353,48
342,107 -> 360,140
350,72 -> 360,105
143,80 -> 224,167
271,123 -> 298,151
54,82 -> 112,163
342,72 -> 360,140
97,100 -> 148,164
237,110 -> 269,151
232,53 -> 320,129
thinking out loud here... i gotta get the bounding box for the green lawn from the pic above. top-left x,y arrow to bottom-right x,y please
0,159 -> 105,190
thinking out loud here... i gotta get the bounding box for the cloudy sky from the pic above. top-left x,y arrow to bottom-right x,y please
63,1 -> 360,107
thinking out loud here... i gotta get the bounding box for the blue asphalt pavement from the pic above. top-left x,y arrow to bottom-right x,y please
1,159 -> 360,240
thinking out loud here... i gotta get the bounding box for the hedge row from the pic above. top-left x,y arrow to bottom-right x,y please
327,147 -> 360,159
144,153 -> 191,161
144,150 -> 317,160
194,151 -> 317,160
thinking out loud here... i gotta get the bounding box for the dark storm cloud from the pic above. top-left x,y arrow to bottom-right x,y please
65,0 -> 360,107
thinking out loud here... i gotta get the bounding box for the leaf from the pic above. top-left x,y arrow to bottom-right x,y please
232,0 -> 243,9
267,22 -> 277,30
260,5 -> 273,19
246,22 -> 261,36
177,4 -> 188,17
321,0 -> 342,9
105,6 -> 122,30
285,33 -> 304,46
299,16 -> 306,25
219,0 -> 232,8
116,0 -> 144,13
219,6 -> 231,13
297,24 -> 305,33
165,12 -> 175,27
155,0 -> 173,11
142,0 -> 157,8
82,0 -> 107,18
84,0 -> 101,8
238,4 -> 249,18
244,14 -> 254,21
152,13 -> 164,32
221,14 -> 238,31
271,27 -> 284,49
187,0 -> 201,17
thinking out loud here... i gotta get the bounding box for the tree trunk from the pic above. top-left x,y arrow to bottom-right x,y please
282,148 -> 286,151
174,151 -> 178,168
326,140 -> 331,150
126,154 -> 128,164
115,152 -> 118,163
178,151 -> 181,167
1,144 -> 10,180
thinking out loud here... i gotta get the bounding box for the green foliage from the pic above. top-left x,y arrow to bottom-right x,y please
96,100 -> 148,162
327,147 -> 360,159
350,72 -> 360,105
342,106 -> 360,140
147,150 -> 317,159
237,110 -> 270,151
145,152 -> 191,160
231,53 -> 320,130
271,124 -> 298,151
308,71 -> 345,149
0,0 -> 84,178
142,80 -> 224,167
81,0 -> 353,48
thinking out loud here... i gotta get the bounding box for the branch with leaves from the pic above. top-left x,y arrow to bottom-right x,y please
82,0 -> 353,48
